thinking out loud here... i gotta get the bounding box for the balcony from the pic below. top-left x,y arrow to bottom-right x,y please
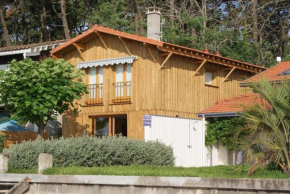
86,84 -> 103,105
112,81 -> 131,103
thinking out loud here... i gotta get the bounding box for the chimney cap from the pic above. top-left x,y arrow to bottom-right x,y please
147,7 -> 161,15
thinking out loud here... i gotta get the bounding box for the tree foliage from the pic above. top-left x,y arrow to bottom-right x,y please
0,0 -> 288,67
205,117 -> 248,150
237,80 -> 290,175
0,58 -> 87,135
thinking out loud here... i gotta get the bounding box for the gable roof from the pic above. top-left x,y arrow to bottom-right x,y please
241,61 -> 290,85
198,93 -> 271,117
51,25 -> 266,73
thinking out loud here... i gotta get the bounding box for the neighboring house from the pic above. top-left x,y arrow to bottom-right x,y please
197,61 -> 289,165
51,8 -> 266,140
0,40 -> 66,71
0,40 -> 66,137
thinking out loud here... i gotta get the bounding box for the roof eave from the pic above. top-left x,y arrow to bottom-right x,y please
240,79 -> 289,87
197,112 -> 241,118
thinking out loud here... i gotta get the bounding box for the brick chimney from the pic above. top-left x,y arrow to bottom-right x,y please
146,7 -> 161,41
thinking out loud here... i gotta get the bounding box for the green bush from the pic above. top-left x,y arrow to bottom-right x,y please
0,135 -> 5,153
3,136 -> 174,169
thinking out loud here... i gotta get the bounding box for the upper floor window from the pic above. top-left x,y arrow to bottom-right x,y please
87,66 -> 103,104
205,71 -> 213,84
113,63 -> 132,103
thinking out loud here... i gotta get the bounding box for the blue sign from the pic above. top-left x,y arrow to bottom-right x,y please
143,115 -> 152,127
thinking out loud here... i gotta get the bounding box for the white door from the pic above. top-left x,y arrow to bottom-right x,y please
144,115 -> 210,167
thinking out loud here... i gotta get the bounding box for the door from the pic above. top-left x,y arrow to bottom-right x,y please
144,115 -> 209,167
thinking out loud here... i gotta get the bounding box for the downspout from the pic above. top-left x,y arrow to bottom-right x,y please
23,52 -> 27,59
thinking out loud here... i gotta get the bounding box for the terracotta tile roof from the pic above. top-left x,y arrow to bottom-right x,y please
0,40 -> 67,52
198,93 -> 271,115
242,61 -> 290,84
51,25 -> 163,55
51,25 -> 266,72
163,42 -> 265,71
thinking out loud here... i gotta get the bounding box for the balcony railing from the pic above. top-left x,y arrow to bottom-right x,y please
86,84 -> 103,104
112,81 -> 131,103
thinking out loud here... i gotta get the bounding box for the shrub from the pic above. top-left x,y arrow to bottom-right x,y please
3,136 -> 174,169
0,135 -> 5,153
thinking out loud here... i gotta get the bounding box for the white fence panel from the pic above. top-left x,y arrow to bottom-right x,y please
144,115 -> 210,167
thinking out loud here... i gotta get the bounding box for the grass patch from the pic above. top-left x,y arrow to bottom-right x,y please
7,167 -> 38,174
39,165 -> 290,179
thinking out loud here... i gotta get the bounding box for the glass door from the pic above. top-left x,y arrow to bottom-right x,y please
91,115 -> 127,137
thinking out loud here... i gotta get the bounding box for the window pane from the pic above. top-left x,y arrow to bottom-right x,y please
96,117 -> 109,136
116,64 -> 123,82
98,67 -> 103,98
126,64 -> 132,81
89,67 -> 96,99
205,72 -> 212,84
98,66 -> 103,83
89,67 -> 96,84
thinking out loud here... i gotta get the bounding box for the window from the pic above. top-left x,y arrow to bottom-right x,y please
0,64 -> 10,71
113,63 -> 132,103
279,69 -> 290,75
91,115 -> 127,137
87,66 -> 103,104
205,71 -> 213,84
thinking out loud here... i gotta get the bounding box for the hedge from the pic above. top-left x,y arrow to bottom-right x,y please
3,136 -> 175,169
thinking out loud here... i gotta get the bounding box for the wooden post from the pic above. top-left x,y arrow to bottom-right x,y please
143,43 -> 156,63
93,118 -> 97,137
95,31 -> 108,49
73,43 -> 85,61
109,117 -> 112,136
123,64 -> 127,97
112,117 -> 115,136
223,67 -> 236,82
119,37 -> 132,55
87,117 -> 92,136
193,60 -> 207,77
159,52 -> 173,70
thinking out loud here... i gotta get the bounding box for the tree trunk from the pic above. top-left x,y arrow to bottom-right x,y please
19,0 -> 27,44
83,0 -> 93,28
135,13 -> 139,34
37,121 -> 45,140
279,14 -> 285,58
252,0 -> 258,45
134,0 -> 144,34
40,3 -> 48,42
169,0 -> 174,23
201,0 -> 207,48
60,0 -> 71,39
0,6 -> 11,46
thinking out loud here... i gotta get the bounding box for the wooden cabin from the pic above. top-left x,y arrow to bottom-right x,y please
51,9 -> 266,140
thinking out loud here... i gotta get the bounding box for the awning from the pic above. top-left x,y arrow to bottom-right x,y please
77,55 -> 138,69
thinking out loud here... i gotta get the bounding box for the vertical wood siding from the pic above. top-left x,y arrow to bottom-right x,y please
61,34 -> 252,139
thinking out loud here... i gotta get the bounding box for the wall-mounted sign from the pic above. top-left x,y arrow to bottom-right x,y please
143,115 -> 152,127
